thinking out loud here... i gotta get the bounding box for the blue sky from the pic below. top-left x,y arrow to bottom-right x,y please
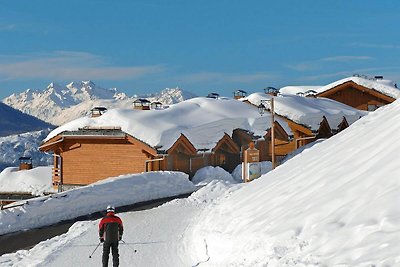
0,0 -> 399,98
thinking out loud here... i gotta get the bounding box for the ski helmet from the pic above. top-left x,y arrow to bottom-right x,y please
106,205 -> 115,212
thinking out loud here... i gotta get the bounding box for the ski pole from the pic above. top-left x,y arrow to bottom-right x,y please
121,240 -> 137,253
89,242 -> 102,258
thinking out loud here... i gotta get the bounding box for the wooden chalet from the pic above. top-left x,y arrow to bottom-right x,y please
316,78 -> 398,111
211,133 -> 240,172
39,127 -> 160,190
164,134 -> 197,175
39,127 -> 248,190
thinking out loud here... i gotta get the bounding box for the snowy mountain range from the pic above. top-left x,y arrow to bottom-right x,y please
2,81 -> 197,125
0,102 -> 53,137
0,129 -> 53,171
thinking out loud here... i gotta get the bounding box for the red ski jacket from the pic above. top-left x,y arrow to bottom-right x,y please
99,212 -> 124,243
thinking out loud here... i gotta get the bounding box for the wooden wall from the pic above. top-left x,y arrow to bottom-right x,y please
318,82 -> 394,110
60,138 -> 154,185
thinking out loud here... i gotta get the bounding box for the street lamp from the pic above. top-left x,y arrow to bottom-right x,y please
258,98 -> 276,169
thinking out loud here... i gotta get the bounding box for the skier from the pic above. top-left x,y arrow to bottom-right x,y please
99,205 -> 124,267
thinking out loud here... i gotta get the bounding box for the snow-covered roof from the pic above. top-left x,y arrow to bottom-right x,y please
280,76 -> 400,99
279,86 -> 322,95
0,166 -> 54,195
242,92 -> 367,131
43,97 -> 291,152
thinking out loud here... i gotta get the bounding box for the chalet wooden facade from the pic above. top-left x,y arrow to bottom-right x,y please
316,80 -> 396,111
39,127 -> 160,190
40,127 -> 256,190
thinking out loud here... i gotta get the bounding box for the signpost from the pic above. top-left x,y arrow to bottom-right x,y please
242,142 -> 261,182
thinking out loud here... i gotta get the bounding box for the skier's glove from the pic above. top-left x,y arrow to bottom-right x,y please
100,237 -> 104,243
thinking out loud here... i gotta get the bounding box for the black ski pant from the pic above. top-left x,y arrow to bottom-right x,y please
102,241 -> 119,267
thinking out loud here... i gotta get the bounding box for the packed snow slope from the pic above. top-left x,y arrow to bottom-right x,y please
0,171 -> 195,235
0,102 -> 53,137
3,81 -> 197,125
186,98 -> 400,266
0,168 -> 237,266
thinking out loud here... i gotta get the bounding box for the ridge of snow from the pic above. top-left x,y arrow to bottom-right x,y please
0,171 -> 195,235
187,98 -> 400,266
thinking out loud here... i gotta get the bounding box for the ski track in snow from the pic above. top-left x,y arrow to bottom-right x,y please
0,181 -> 239,267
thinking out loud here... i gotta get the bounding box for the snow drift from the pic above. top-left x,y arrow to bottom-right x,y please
0,171 -> 195,235
187,99 -> 400,266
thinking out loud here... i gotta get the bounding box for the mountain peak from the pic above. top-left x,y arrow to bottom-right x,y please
3,82 -> 197,125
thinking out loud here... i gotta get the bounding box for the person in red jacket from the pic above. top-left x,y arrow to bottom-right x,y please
99,205 -> 124,267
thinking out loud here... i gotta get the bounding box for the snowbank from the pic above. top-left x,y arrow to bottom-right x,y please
0,171 -> 195,235
187,98 -> 400,266
191,166 -> 236,186
0,166 -> 54,195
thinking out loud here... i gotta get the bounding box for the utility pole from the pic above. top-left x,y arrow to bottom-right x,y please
258,98 -> 276,169
270,98 -> 276,169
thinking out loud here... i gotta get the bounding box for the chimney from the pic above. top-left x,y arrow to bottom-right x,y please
233,89 -> 247,100
264,86 -> 279,96
90,107 -> 107,117
19,157 -> 32,170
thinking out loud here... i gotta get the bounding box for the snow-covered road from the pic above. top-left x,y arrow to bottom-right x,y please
0,180 -> 235,267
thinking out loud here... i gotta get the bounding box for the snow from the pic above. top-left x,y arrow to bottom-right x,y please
279,76 -> 400,99
2,82 -> 196,125
186,98 -> 400,266
279,85 -> 322,95
242,92 -> 367,130
191,166 -> 236,186
0,171 -> 195,235
1,98 -> 400,266
43,97 -> 287,152
0,130 -> 52,172
0,166 -> 54,195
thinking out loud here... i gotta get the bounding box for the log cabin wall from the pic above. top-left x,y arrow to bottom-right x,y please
60,138 -> 154,185
232,129 -> 253,161
318,82 -> 394,111
212,149 -> 240,172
